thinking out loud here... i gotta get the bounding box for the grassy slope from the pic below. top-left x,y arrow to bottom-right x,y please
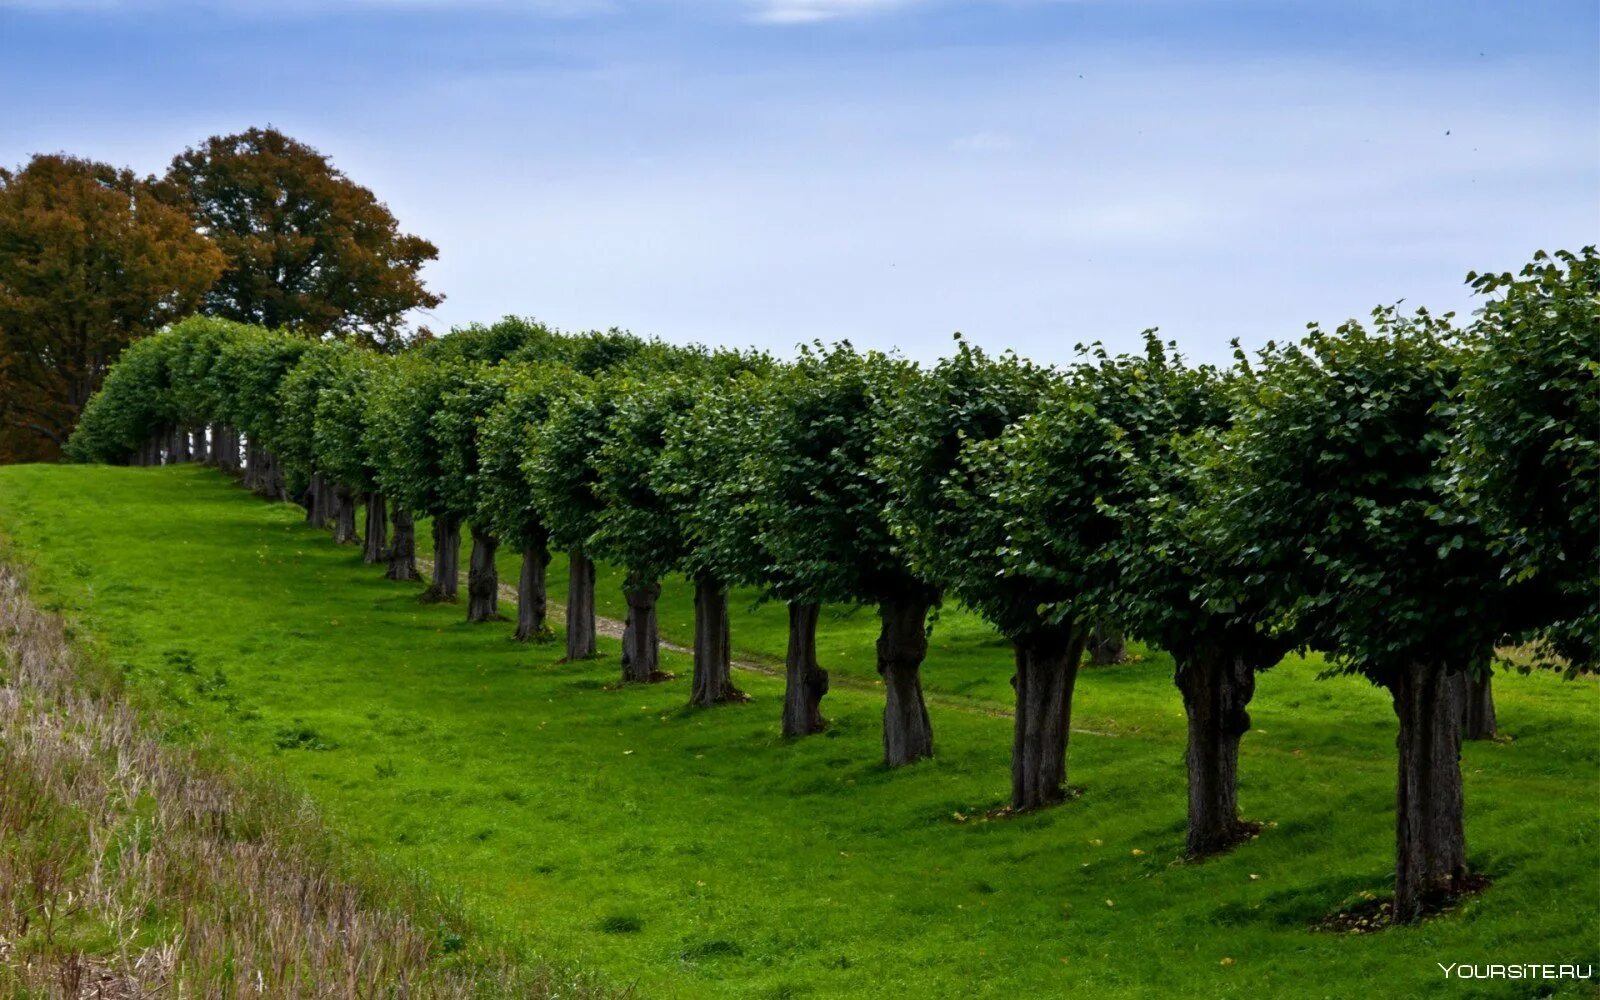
1,464 -> 1594,999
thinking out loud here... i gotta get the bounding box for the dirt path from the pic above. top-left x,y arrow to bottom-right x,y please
414,556 -> 1127,733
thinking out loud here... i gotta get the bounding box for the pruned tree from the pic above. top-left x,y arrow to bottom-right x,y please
433,363 -> 517,622
1450,248 -> 1598,738
477,363 -> 572,640
1195,308 -> 1507,922
877,337 -> 1061,804
313,350 -> 391,564
365,356 -> 464,599
277,341 -> 360,536
523,372 -> 606,661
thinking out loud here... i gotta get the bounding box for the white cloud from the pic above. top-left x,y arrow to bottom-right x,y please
748,0 -> 915,24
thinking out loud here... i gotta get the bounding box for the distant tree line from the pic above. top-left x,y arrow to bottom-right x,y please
0,127 -> 439,461
65,248 -> 1597,925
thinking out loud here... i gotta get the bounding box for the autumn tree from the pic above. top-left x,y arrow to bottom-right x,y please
166,127 -> 439,350
0,154 -> 222,458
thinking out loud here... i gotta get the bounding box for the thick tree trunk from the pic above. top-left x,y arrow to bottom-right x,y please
169,426 -> 190,463
877,593 -> 934,767
1088,625 -> 1126,665
304,472 -> 323,525
782,602 -> 829,737
1010,624 -> 1086,811
689,578 -> 741,706
421,514 -> 461,602
565,548 -> 597,661
385,507 -> 420,581
191,426 -> 208,464
466,527 -> 501,622
1461,670 -> 1496,741
1388,660 -> 1469,923
333,487 -> 359,545
259,448 -> 286,500
514,542 -> 551,641
362,493 -> 388,564
620,576 -> 662,683
1176,647 -> 1258,857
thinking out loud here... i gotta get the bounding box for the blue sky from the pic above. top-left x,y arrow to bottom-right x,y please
2,0 -> 1595,364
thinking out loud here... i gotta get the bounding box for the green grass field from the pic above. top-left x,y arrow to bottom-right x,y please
1,463 -> 1594,998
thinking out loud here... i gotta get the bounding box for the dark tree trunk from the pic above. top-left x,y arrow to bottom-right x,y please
241,438 -> 258,487
1387,660 -> 1469,924
466,527 -> 501,622
689,578 -> 741,706
1010,624 -> 1086,811
877,594 -> 934,767
1088,625 -> 1126,665
620,575 -> 661,683
304,472 -> 323,525
170,426 -> 190,463
259,448 -> 286,500
514,542 -> 551,641
385,507 -> 420,581
191,426 -> 209,464
782,602 -> 829,737
221,427 -> 241,473
362,493 -> 388,564
333,487 -> 359,545
1176,647 -> 1258,857
1461,670 -> 1496,741
421,514 -> 461,602
565,548 -> 597,661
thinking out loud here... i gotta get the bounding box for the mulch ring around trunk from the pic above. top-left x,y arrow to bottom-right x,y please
1313,873 -> 1492,934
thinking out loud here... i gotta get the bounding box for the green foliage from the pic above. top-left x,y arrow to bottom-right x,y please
475,363 -> 571,551
65,331 -> 176,462
165,316 -> 259,430
1194,309 -> 1506,683
313,351 -> 389,495
1453,248 -> 1599,672
432,363 -> 517,528
210,326 -> 311,445
875,337 -> 1056,636
276,340 -> 359,496
523,372 -> 607,552
417,317 -> 565,366
363,355 -> 462,519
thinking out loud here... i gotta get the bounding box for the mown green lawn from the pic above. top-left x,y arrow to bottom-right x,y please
1,464 -> 1594,998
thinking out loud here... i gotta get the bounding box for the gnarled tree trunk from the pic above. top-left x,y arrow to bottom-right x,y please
362,493 -> 388,564
877,593 -> 934,767
620,575 -> 662,683
782,601 -> 829,737
1087,625 -> 1126,665
1387,660 -> 1469,923
1010,623 -> 1085,811
386,507 -> 420,581
466,527 -> 501,622
333,486 -> 359,544
690,578 -> 741,706
565,548 -> 597,661
514,542 -> 551,641
421,514 -> 461,602
1461,669 -> 1496,741
1176,647 -> 1258,857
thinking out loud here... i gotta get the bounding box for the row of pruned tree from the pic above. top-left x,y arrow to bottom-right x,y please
66,248 -> 1597,923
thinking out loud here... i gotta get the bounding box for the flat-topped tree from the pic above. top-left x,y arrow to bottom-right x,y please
1195,309 -> 1505,923
433,363 -> 517,623
419,317 -> 564,366
1452,248 -> 1598,727
313,350 -> 391,565
876,338 -> 1059,804
477,362 -> 573,641
735,344 -> 938,759
277,341 -> 359,536
65,330 -> 178,465
210,327 -> 309,498
165,317 -> 253,466
523,372 -> 607,661
592,349 -> 772,694
1098,341 -> 1288,857
364,355 -> 465,601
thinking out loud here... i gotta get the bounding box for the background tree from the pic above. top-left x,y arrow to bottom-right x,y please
166,127 -> 440,350
876,338 -> 1063,807
1196,309 -> 1503,922
0,154 -> 222,459
477,363 -> 571,640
